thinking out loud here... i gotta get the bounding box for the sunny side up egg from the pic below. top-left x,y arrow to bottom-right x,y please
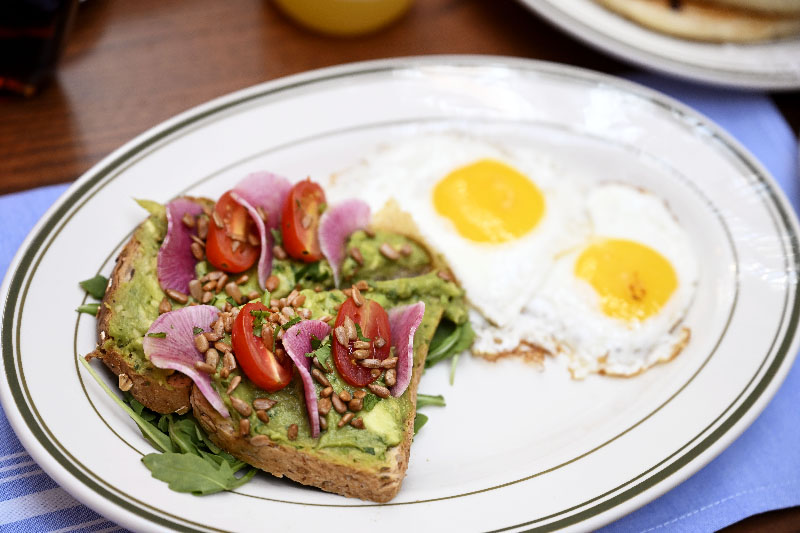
325,135 -> 589,328
471,183 -> 698,377
326,134 -> 697,378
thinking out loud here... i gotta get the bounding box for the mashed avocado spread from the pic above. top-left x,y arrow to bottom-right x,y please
104,201 -> 470,465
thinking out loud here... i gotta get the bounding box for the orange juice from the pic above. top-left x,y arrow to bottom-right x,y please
273,0 -> 412,37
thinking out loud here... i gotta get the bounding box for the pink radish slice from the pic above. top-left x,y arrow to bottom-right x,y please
230,172 -> 292,290
158,198 -> 205,293
318,199 -> 370,288
387,302 -> 425,397
143,305 -> 229,417
282,320 -> 332,438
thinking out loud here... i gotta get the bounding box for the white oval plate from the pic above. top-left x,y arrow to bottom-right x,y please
518,0 -> 800,89
1,57 -> 799,532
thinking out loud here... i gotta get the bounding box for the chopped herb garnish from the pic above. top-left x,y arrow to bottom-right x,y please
282,316 -> 301,330
79,274 -> 109,300
310,335 -> 322,350
193,327 -> 204,336
261,291 -> 271,306
318,202 -> 327,214
147,332 -> 168,338
354,323 -> 370,342
226,296 -> 237,307
417,394 -> 446,408
76,303 -> 101,316
413,413 -> 429,435
362,393 -> 379,412
270,228 -> 283,246
363,446 -> 375,455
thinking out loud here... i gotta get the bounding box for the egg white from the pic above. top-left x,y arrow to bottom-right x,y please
471,183 -> 698,377
325,134 -> 590,328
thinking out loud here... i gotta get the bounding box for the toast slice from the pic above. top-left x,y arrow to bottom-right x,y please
192,285 -> 451,502
93,202 -> 194,414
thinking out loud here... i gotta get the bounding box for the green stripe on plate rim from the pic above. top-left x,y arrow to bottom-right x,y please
72,116 -> 740,509
3,57 -> 799,532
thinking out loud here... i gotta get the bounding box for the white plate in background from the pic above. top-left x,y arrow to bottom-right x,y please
519,0 -> 800,89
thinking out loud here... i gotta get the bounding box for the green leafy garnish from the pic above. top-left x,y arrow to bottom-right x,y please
450,353 -> 460,385
79,358 -> 174,453
146,332 -> 167,338
270,227 -> 283,246
282,316 -> 301,330
308,336 -> 332,367
80,357 -> 257,495
141,453 -> 256,496
425,321 -> 474,368
226,296 -> 238,307
362,393 -> 379,412
261,291 -> 271,306
354,323 -> 370,342
193,327 -> 204,336
79,274 -> 108,300
76,303 -> 101,316
416,394 -> 446,408
413,413 -> 429,435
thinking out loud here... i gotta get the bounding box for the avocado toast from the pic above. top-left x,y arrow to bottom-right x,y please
86,173 -> 472,502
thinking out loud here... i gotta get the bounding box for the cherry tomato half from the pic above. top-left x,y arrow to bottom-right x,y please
231,302 -> 293,392
206,191 -> 260,273
332,297 -> 391,387
281,179 -> 326,263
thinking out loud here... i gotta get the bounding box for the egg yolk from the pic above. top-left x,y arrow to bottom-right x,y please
574,238 -> 677,322
432,159 -> 545,243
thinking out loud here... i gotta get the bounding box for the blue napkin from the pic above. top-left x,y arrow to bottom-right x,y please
0,74 -> 798,532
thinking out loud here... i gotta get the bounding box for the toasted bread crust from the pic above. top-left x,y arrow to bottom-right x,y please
94,226 -> 192,414
192,342 -> 429,502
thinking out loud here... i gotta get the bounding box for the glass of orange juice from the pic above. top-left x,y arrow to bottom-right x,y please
273,0 -> 413,37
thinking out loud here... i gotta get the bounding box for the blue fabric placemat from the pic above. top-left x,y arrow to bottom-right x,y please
0,74 -> 798,532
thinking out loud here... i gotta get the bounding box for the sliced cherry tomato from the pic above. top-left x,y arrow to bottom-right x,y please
281,179 -> 325,263
231,302 -> 292,392
332,297 -> 391,387
206,191 -> 260,273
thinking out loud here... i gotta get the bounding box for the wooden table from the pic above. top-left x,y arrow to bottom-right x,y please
0,0 -> 797,529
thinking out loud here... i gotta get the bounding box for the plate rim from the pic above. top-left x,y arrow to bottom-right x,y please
1,55 -> 799,532
517,0 -> 800,90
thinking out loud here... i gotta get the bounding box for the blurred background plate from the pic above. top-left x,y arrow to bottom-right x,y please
518,0 -> 800,89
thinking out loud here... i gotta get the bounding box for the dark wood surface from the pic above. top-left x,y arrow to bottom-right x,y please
1,0 -> 798,195
1,0 -> 798,530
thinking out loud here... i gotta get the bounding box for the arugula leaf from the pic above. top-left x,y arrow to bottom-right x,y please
169,418 -> 203,456
79,274 -> 108,300
450,353 -> 460,385
416,394 -> 446,408
142,453 -> 256,495
81,358 -> 259,496
413,413 -> 429,435
425,321 -> 474,368
126,395 -> 156,422
79,357 -> 174,453
76,303 -> 101,316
